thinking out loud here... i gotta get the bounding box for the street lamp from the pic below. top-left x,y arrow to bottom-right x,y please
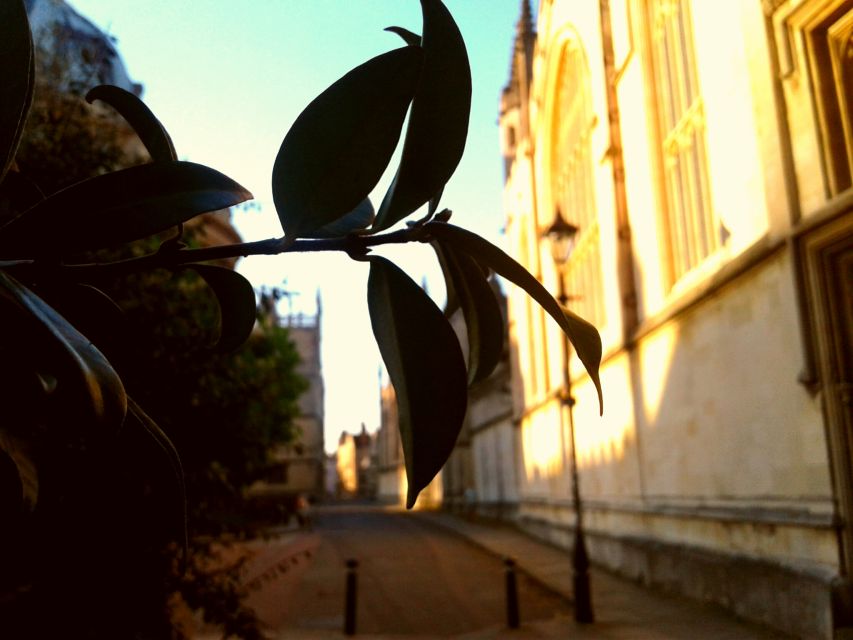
543,209 -> 594,624
544,208 -> 579,266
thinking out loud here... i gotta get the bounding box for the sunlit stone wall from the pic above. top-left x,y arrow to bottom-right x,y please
499,1 -> 852,637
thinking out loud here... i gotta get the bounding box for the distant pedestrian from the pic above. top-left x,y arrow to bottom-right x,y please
295,494 -> 313,530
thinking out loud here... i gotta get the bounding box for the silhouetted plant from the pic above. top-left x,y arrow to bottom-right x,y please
0,0 -> 603,636
3,11 -> 308,636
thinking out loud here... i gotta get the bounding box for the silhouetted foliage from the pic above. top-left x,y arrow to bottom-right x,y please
2,6 -> 303,637
0,0 -> 603,637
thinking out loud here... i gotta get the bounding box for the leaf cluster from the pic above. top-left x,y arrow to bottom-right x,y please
268,0 -> 602,506
0,4 -> 300,636
0,0 -> 604,636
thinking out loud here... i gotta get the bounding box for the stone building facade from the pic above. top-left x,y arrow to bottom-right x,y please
335,431 -> 358,497
25,0 -> 141,96
376,382 -> 406,504
499,1 -> 853,637
334,425 -> 376,498
271,309 -> 325,501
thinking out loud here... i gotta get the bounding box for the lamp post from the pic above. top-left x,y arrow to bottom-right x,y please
543,209 -> 594,624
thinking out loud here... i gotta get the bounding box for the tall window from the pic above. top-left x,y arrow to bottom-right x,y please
808,4 -> 853,194
550,39 -> 606,328
648,0 -> 719,285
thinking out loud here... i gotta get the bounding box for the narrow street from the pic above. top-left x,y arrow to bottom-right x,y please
242,505 -> 568,637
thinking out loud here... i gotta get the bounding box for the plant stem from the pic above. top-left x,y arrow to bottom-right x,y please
5,225 -> 432,278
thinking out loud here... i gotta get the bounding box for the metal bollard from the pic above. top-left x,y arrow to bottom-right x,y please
344,558 -> 358,636
504,557 -> 520,629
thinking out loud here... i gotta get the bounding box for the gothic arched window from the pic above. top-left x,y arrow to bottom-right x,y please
549,38 -> 606,328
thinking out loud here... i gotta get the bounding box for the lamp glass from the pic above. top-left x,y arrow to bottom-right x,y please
544,212 -> 579,266
547,231 -> 575,266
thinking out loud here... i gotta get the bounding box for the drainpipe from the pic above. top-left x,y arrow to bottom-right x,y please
599,0 -> 639,342
599,0 -> 648,515
760,7 -> 819,394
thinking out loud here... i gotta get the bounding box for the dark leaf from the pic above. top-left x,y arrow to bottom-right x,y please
187,264 -> 257,352
438,240 -> 504,385
431,240 -> 460,317
0,0 -> 34,183
273,46 -> 423,239
373,0 -> 472,231
0,271 -> 127,436
427,185 -> 444,219
0,161 -> 253,257
427,222 -> 603,414
0,447 -> 24,517
86,84 -> 177,162
0,430 -> 37,514
304,198 -> 375,238
385,26 -> 421,46
126,396 -> 188,565
34,282 -> 127,368
0,171 -> 44,224
366,256 -> 467,508
0,365 -> 54,429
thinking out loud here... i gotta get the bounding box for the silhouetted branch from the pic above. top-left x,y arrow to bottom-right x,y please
4,225 -> 432,278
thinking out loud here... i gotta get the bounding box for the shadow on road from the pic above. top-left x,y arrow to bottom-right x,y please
234,504 -> 568,638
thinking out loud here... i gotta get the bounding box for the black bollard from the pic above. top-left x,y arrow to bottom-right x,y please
504,557 -> 520,629
344,558 -> 358,636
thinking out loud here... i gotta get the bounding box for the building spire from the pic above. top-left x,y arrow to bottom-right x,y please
511,0 -> 536,139
514,0 -> 536,77
500,0 -> 537,167
518,0 -> 533,41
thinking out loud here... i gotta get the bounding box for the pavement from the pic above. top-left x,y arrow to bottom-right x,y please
410,510 -> 791,639
194,506 -> 792,639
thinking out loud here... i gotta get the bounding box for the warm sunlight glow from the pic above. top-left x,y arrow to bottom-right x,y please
573,365 -> 634,468
521,403 -> 565,484
638,326 -> 678,425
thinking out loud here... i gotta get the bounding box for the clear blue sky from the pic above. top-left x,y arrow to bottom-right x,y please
68,0 -> 525,452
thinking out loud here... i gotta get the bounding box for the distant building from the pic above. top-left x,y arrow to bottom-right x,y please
335,425 -> 378,499
324,453 -> 337,497
500,1 -> 853,638
266,307 -> 325,501
25,0 -> 242,264
25,0 -> 141,95
336,432 -> 358,497
355,424 -> 377,498
376,383 -> 406,504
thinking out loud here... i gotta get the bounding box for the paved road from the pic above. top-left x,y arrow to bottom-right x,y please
257,505 -> 567,637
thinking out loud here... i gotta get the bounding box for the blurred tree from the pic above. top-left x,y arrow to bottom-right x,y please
15,13 -> 306,534
102,261 -> 307,533
3,16 -> 307,638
